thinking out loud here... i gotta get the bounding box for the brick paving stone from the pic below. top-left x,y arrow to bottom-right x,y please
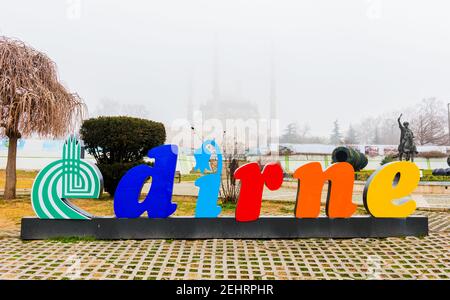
0,211 -> 448,280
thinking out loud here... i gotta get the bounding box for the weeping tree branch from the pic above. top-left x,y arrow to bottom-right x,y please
0,36 -> 86,139
0,36 -> 86,199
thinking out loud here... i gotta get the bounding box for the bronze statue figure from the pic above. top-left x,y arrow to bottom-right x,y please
397,114 -> 417,162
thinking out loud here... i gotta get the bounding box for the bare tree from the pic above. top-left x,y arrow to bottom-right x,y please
376,116 -> 400,145
0,37 -> 85,199
411,98 -> 448,145
220,154 -> 241,204
353,99 -> 448,146
344,124 -> 358,144
355,110 -> 411,145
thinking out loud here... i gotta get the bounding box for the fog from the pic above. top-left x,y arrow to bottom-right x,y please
1,0 -> 449,137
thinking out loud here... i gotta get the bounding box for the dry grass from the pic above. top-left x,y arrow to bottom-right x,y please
0,169 -> 37,189
0,195 -> 32,231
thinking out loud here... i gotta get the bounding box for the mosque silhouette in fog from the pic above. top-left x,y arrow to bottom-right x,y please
186,38 -> 278,154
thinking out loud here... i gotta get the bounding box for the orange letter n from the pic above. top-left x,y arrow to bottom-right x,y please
293,162 -> 356,218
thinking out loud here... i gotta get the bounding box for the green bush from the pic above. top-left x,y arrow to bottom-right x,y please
355,169 -> 449,182
421,175 -> 449,182
417,151 -> 447,159
354,170 -> 374,181
96,162 -> 144,196
80,116 -> 166,196
422,169 -> 433,176
380,155 -> 395,165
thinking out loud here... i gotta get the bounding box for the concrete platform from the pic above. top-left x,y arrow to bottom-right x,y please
21,216 -> 428,240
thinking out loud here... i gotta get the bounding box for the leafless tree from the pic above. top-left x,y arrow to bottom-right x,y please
411,98 -> 448,146
220,136 -> 241,204
220,154 -> 241,204
0,36 -> 85,199
355,108 -> 413,145
344,124 -> 359,144
353,98 -> 448,146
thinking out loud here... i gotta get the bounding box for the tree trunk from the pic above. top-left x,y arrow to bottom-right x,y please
3,136 -> 18,200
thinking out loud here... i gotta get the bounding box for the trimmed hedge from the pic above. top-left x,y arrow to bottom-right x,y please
96,161 -> 145,197
417,151 -> 447,159
80,116 -> 166,196
355,169 -> 449,182
421,175 -> 449,182
354,170 -> 374,181
380,155 -> 395,166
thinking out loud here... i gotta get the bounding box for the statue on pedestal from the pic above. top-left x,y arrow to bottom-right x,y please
397,114 -> 417,162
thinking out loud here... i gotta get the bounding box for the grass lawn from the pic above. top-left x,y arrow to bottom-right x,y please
0,169 -> 38,189
180,173 -> 201,182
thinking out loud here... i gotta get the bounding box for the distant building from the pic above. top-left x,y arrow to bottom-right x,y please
179,37 -> 283,157
199,95 -> 259,122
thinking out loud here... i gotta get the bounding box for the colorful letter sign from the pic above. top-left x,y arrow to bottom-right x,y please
293,162 -> 356,218
363,161 -> 420,218
29,138 -> 424,227
234,162 -> 283,222
193,140 -> 222,218
31,136 -> 103,219
114,144 -> 178,218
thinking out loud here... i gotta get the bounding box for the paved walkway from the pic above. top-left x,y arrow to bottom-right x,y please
0,210 -> 448,280
1,182 -> 448,280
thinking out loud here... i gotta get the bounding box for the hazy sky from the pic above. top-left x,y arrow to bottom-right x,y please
1,0 -> 449,136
